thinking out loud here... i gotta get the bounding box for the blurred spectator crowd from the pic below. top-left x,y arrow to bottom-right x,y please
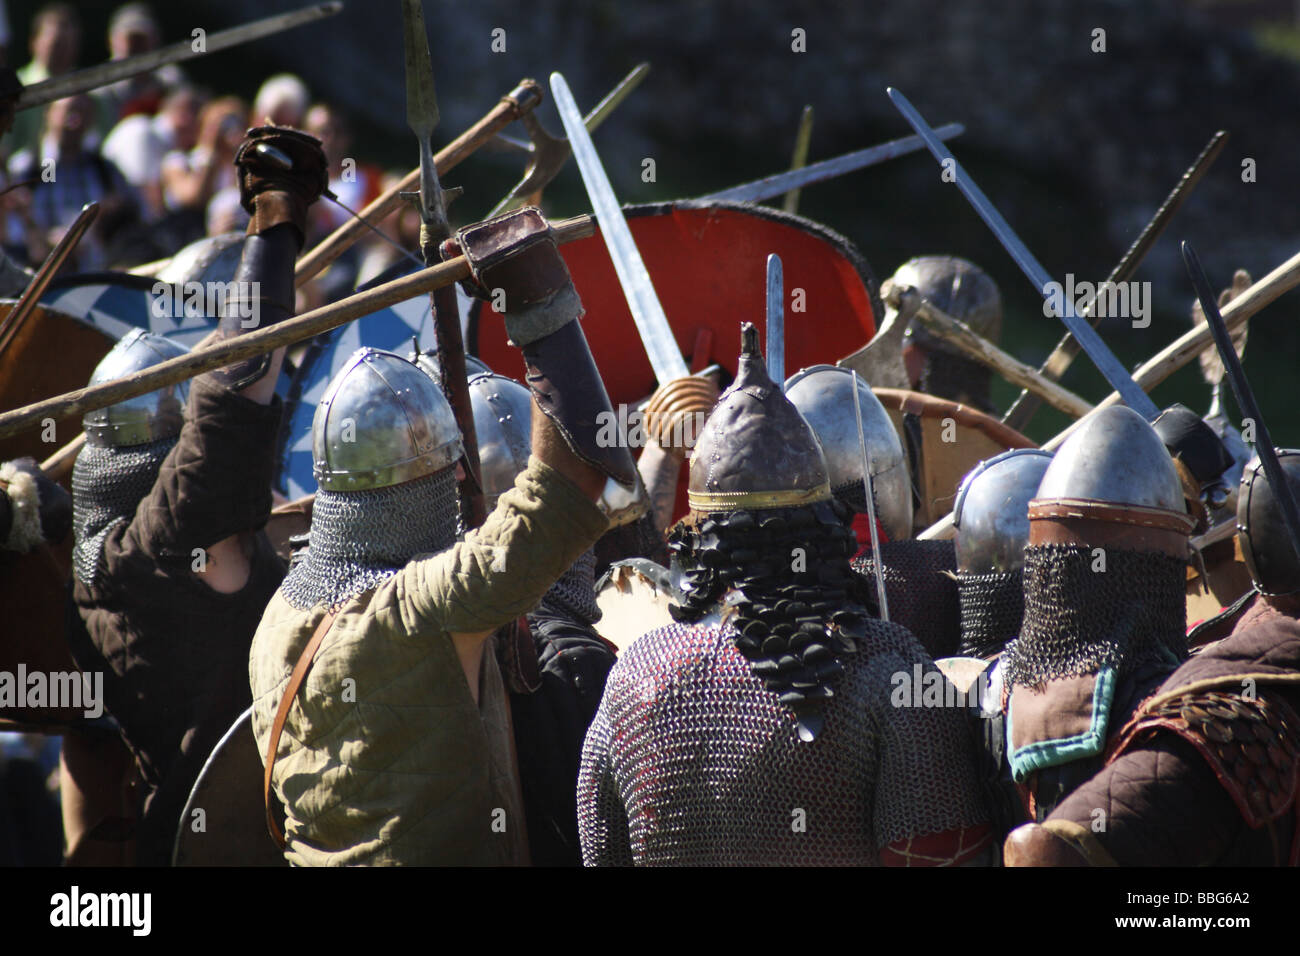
0,2 -> 416,297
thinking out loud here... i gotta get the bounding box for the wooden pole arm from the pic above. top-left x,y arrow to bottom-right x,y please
0,216 -> 594,442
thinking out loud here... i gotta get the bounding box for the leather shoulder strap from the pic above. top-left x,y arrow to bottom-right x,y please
264,609 -> 338,850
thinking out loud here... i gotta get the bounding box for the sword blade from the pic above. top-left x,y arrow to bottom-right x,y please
704,124 -> 964,204
766,254 -> 784,388
17,3 -> 343,111
887,87 -> 1159,421
550,72 -> 688,384
1002,130 -> 1229,431
1182,241 -> 1300,569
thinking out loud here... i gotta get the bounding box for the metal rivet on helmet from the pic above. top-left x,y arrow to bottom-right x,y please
953,448 -> 1053,574
312,347 -> 464,492
467,370 -> 533,508
83,329 -> 190,448
1237,450 -> 1300,596
784,363 -> 912,540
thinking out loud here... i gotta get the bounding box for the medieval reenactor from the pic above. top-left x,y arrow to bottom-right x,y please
1005,451 -> 1300,866
952,449 -> 1054,660
66,125 -> 329,864
892,256 -> 1002,414
998,405 -> 1195,822
457,365 -> 621,866
945,448 -> 1054,859
784,363 -> 962,659
250,207 -> 635,865
577,325 -> 991,866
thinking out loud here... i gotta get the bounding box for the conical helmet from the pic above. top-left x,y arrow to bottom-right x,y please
1237,450 -> 1300,596
784,364 -> 912,539
83,329 -> 190,448
312,347 -> 463,492
953,448 -> 1054,574
1029,405 -> 1193,550
688,324 -> 830,513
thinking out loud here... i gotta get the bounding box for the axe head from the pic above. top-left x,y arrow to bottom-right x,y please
836,279 -> 915,390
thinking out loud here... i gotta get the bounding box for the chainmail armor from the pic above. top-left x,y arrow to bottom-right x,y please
957,570 -> 1024,659
851,539 -> 961,660
279,467 -> 460,612
668,500 -> 873,740
919,348 -> 994,415
534,547 -> 601,627
831,477 -> 872,515
71,437 -> 176,588
1002,544 -> 1188,689
577,615 -> 990,865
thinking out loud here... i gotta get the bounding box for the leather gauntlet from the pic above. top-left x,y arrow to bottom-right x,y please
208,228 -> 299,389
234,126 -> 329,248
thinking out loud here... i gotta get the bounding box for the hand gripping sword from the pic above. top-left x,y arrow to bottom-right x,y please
1182,241 -> 1300,574
887,87 -> 1160,422
550,72 -> 690,386
403,0 -> 484,527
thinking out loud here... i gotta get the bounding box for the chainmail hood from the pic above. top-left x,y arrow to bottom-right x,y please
72,437 -> 176,588
1002,543 -> 1188,689
958,569 -> 1025,659
280,466 -> 460,612
533,547 -> 601,626
668,498 -> 875,741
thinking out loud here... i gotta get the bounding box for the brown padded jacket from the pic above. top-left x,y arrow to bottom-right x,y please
69,375 -> 286,865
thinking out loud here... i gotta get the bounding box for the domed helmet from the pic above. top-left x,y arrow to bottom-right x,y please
467,370 -> 533,509
73,330 -> 191,587
83,329 -> 190,448
891,255 -> 1002,411
893,255 -> 1002,347
313,347 -> 463,491
281,348 -> 464,611
954,449 -> 1054,575
784,364 -> 912,541
1237,451 -> 1300,596
951,448 -> 1053,658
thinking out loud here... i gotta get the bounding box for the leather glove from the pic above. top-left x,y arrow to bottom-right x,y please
440,207 -> 581,346
233,126 -> 329,246
643,375 -> 720,462
0,457 -> 72,551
